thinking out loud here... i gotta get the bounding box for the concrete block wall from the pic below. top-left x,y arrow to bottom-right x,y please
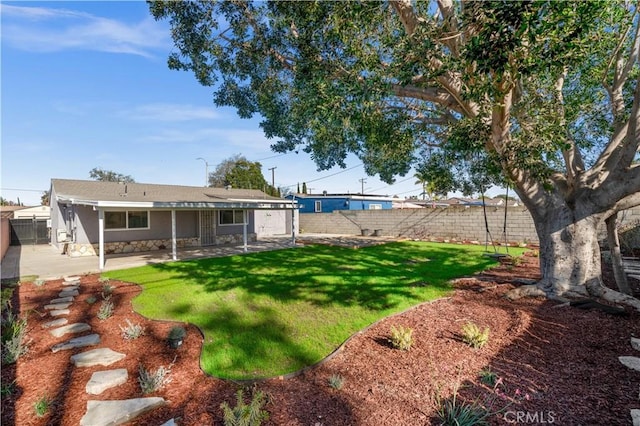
300,206 -> 640,246
300,206 -> 538,244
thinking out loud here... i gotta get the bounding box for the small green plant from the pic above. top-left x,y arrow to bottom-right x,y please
120,319 -> 145,340
168,326 -> 186,340
389,325 -> 413,351
101,282 -> 115,299
33,395 -> 50,418
98,276 -> 110,284
1,380 -> 16,397
437,392 -> 491,426
1,287 -> 14,313
2,313 -> 31,364
461,322 -> 490,349
221,389 -> 269,426
85,295 -> 98,305
138,363 -> 173,394
34,279 -> 46,287
479,368 -> 498,387
96,299 -> 114,320
510,255 -> 524,266
328,374 -> 345,390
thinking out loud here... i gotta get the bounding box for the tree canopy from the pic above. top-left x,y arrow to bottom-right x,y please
209,154 -> 278,195
151,1 -> 640,307
89,168 -> 136,183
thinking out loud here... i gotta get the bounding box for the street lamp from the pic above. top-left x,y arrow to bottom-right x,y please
196,157 -> 209,187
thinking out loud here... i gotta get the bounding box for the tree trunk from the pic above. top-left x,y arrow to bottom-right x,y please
532,206 -> 603,296
605,212 -> 632,295
506,200 -> 640,311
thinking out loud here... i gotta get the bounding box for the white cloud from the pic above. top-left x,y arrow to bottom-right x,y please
123,103 -> 221,121
0,4 -> 170,57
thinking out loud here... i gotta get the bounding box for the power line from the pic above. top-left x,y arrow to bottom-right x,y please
282,164 -> 364,188
1,187 -> 47,192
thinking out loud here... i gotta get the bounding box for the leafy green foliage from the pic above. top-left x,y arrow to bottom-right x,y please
209,154 -> 278,195
33,395 -> 50,418
89,167 -> 135,183
221,389 -> 269,426
461,322 -> 490,349
389,325 -> 413,351
119,319 -> 146,340
1,312 -> 30,365
328,374 -> 345,390
138,363 -> 173,394
97,299 -> 114,321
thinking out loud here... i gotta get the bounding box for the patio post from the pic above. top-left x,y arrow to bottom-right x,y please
243,209 -> 248,252
171,210 -> 177,260
98,209 -> 105,270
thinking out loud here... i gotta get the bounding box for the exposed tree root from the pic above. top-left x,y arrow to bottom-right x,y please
505,281 -> 640,312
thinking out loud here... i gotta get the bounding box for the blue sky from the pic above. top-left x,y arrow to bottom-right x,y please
1,1 -> 476,206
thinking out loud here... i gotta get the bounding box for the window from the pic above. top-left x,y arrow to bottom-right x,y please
105,211 -> 149,230
369,204 -> 383,210
314,201 -> 322,212
219,209 -> 245,225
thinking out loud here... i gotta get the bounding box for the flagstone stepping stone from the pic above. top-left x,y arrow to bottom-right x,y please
160,419 -> 176,426
49,309 -> 70,317
86,369 -> 128,395
64,275 -> 81,282
50,323 -> 91,338
632,337 -> 640,352
631,409 -> 640,426
80,397 -> 165,426
63,280 -> 80,286
71,348 -> 126,367
628,274 -> 640,280
50,296 -> 74,304
619,356 -> 640,372
59,289 -> 79,298
51,334 -> 100,353
45,302 -> 72,310
42,318 -> 68,328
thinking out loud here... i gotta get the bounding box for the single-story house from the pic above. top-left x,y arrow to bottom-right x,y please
50,179 -> 298,269
12,205 -> 51,219
286,193 -> 394,213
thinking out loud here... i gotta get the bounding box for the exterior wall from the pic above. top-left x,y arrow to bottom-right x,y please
294,197 -> 392,213
1,217 -> 9,260
13,206 -> 51,219
254,210 -> 289,236
299,206 -> 640,245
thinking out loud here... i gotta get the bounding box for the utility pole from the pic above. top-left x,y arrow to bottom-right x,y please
359,178 -> 367,194
268,166 -> 277,189
196,157 -> 209,187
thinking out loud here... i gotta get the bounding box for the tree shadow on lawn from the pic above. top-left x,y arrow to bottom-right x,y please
145,242 -> 500,311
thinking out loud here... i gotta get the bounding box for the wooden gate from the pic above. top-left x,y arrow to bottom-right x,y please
9,218 -> 49,245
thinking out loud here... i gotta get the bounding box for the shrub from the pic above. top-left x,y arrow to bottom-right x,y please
221,389 -> 269,426
97,299 -> 114,320
33,395 -> 50,418
1,287 -> 14,313
437,393 -> 491,426
1,314 -> 31,364
138,363 -> 173,394
85,295 -> 97,305
389,325 -> 413,351
119,319 -> 145,340
1,379 -> 16,397
101,282 -> 115,299
168,326 -> 186,340
328,374 -> 345,390
479,368 -> 497,387
461,322 -> 490,349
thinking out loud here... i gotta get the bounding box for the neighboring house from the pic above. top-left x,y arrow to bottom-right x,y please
50,179 -> 297,269
12,205 -> 51,219
0,206 -> 27,219
286,193 -> 394,213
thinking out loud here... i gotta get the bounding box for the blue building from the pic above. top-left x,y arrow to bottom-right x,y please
286,193 -> 394,213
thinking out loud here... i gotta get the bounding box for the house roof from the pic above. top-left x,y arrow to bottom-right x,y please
0,205 -> 28,219
51,179 -> 294,210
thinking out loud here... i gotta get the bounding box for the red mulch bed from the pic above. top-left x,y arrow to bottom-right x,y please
2,252 -> 639,425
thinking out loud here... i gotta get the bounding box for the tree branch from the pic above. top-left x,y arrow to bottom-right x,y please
390,0 -> 420,37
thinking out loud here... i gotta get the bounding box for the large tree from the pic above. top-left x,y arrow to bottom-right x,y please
89,168 -> 135,183
209,154 -> 277,195
150,1 -> 640,308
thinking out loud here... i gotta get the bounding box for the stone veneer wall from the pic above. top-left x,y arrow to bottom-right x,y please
65,233 -> 256,257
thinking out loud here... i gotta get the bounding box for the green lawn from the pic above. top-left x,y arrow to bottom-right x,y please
104,241 -> 524,379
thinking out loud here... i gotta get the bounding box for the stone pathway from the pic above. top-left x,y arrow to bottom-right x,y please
619,336 -> 640,425
42,275 -> 174,425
